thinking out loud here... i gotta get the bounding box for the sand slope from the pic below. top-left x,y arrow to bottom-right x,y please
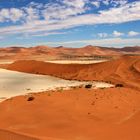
0,87 -> 140,140
0,55 -> 140,140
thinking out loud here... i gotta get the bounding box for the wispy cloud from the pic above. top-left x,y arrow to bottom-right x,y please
0,0 -> 139,37
45,38 -> 140,48
98,33 -> 108,38
113,31 -> 124,37
91,1 -> 100,8
102,0 -> 128,6
0,8 -> 24,23
128,31 -> 140,36
31,31 -> 67,37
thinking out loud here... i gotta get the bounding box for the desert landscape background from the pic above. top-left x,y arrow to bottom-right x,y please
0,45 -> 139,61
0,45 -> 139,140
0,0 -> 140,139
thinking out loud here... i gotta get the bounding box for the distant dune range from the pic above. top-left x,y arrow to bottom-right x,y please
0,45 -> 139,61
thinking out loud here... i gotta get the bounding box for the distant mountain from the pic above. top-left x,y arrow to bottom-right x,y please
0,45 -> 139,61
118,46 -> 140,52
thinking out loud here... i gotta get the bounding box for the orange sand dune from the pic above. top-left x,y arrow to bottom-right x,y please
0,55 -> 140,140
0,87 -> 140,140
6,55 -> 140,90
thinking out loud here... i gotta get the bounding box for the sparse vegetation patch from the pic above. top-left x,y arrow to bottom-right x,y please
115,84 -> 124,87
27,96 -> 35,101
85,84 -> 92,89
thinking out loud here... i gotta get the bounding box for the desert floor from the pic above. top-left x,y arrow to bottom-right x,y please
0,56 -> 140,140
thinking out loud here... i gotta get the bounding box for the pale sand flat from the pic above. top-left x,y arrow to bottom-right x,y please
45,60 -> 107,64
0,68 -> 113,100
0,60 -> 107,65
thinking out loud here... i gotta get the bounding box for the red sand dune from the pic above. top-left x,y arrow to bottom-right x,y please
0,55 -> 140,140
0,87 -> 140,140
6,55 -> 140,90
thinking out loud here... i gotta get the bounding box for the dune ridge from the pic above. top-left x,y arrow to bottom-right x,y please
6,56 -> 140,90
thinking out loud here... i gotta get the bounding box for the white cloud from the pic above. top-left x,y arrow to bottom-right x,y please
16,31 -> 67,40
31,31 -> 67,37
98,33 -> 108,38
0,9 -> 9,22
101,0 -> 128,6
43,0 -> 88,21
113,30 -> 124,37
111,0 -> 128,7
10,8 -> 24,22
23,7 -> 39,23
0,8 -> 24,22
102,0 -> 110,5
0,1 -> 139,37
63,0 -> 88,8
91,1 -> 100,8
128,31 -> 139,36
0,2 -> 41,24
45,38 -> 140,47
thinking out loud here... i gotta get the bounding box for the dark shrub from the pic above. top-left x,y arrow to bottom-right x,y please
85,84 -> 92,88
27,96 -> 35,101
115,84 -> 124,87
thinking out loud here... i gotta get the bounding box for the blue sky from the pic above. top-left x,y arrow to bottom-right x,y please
0,0 -> 140,48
